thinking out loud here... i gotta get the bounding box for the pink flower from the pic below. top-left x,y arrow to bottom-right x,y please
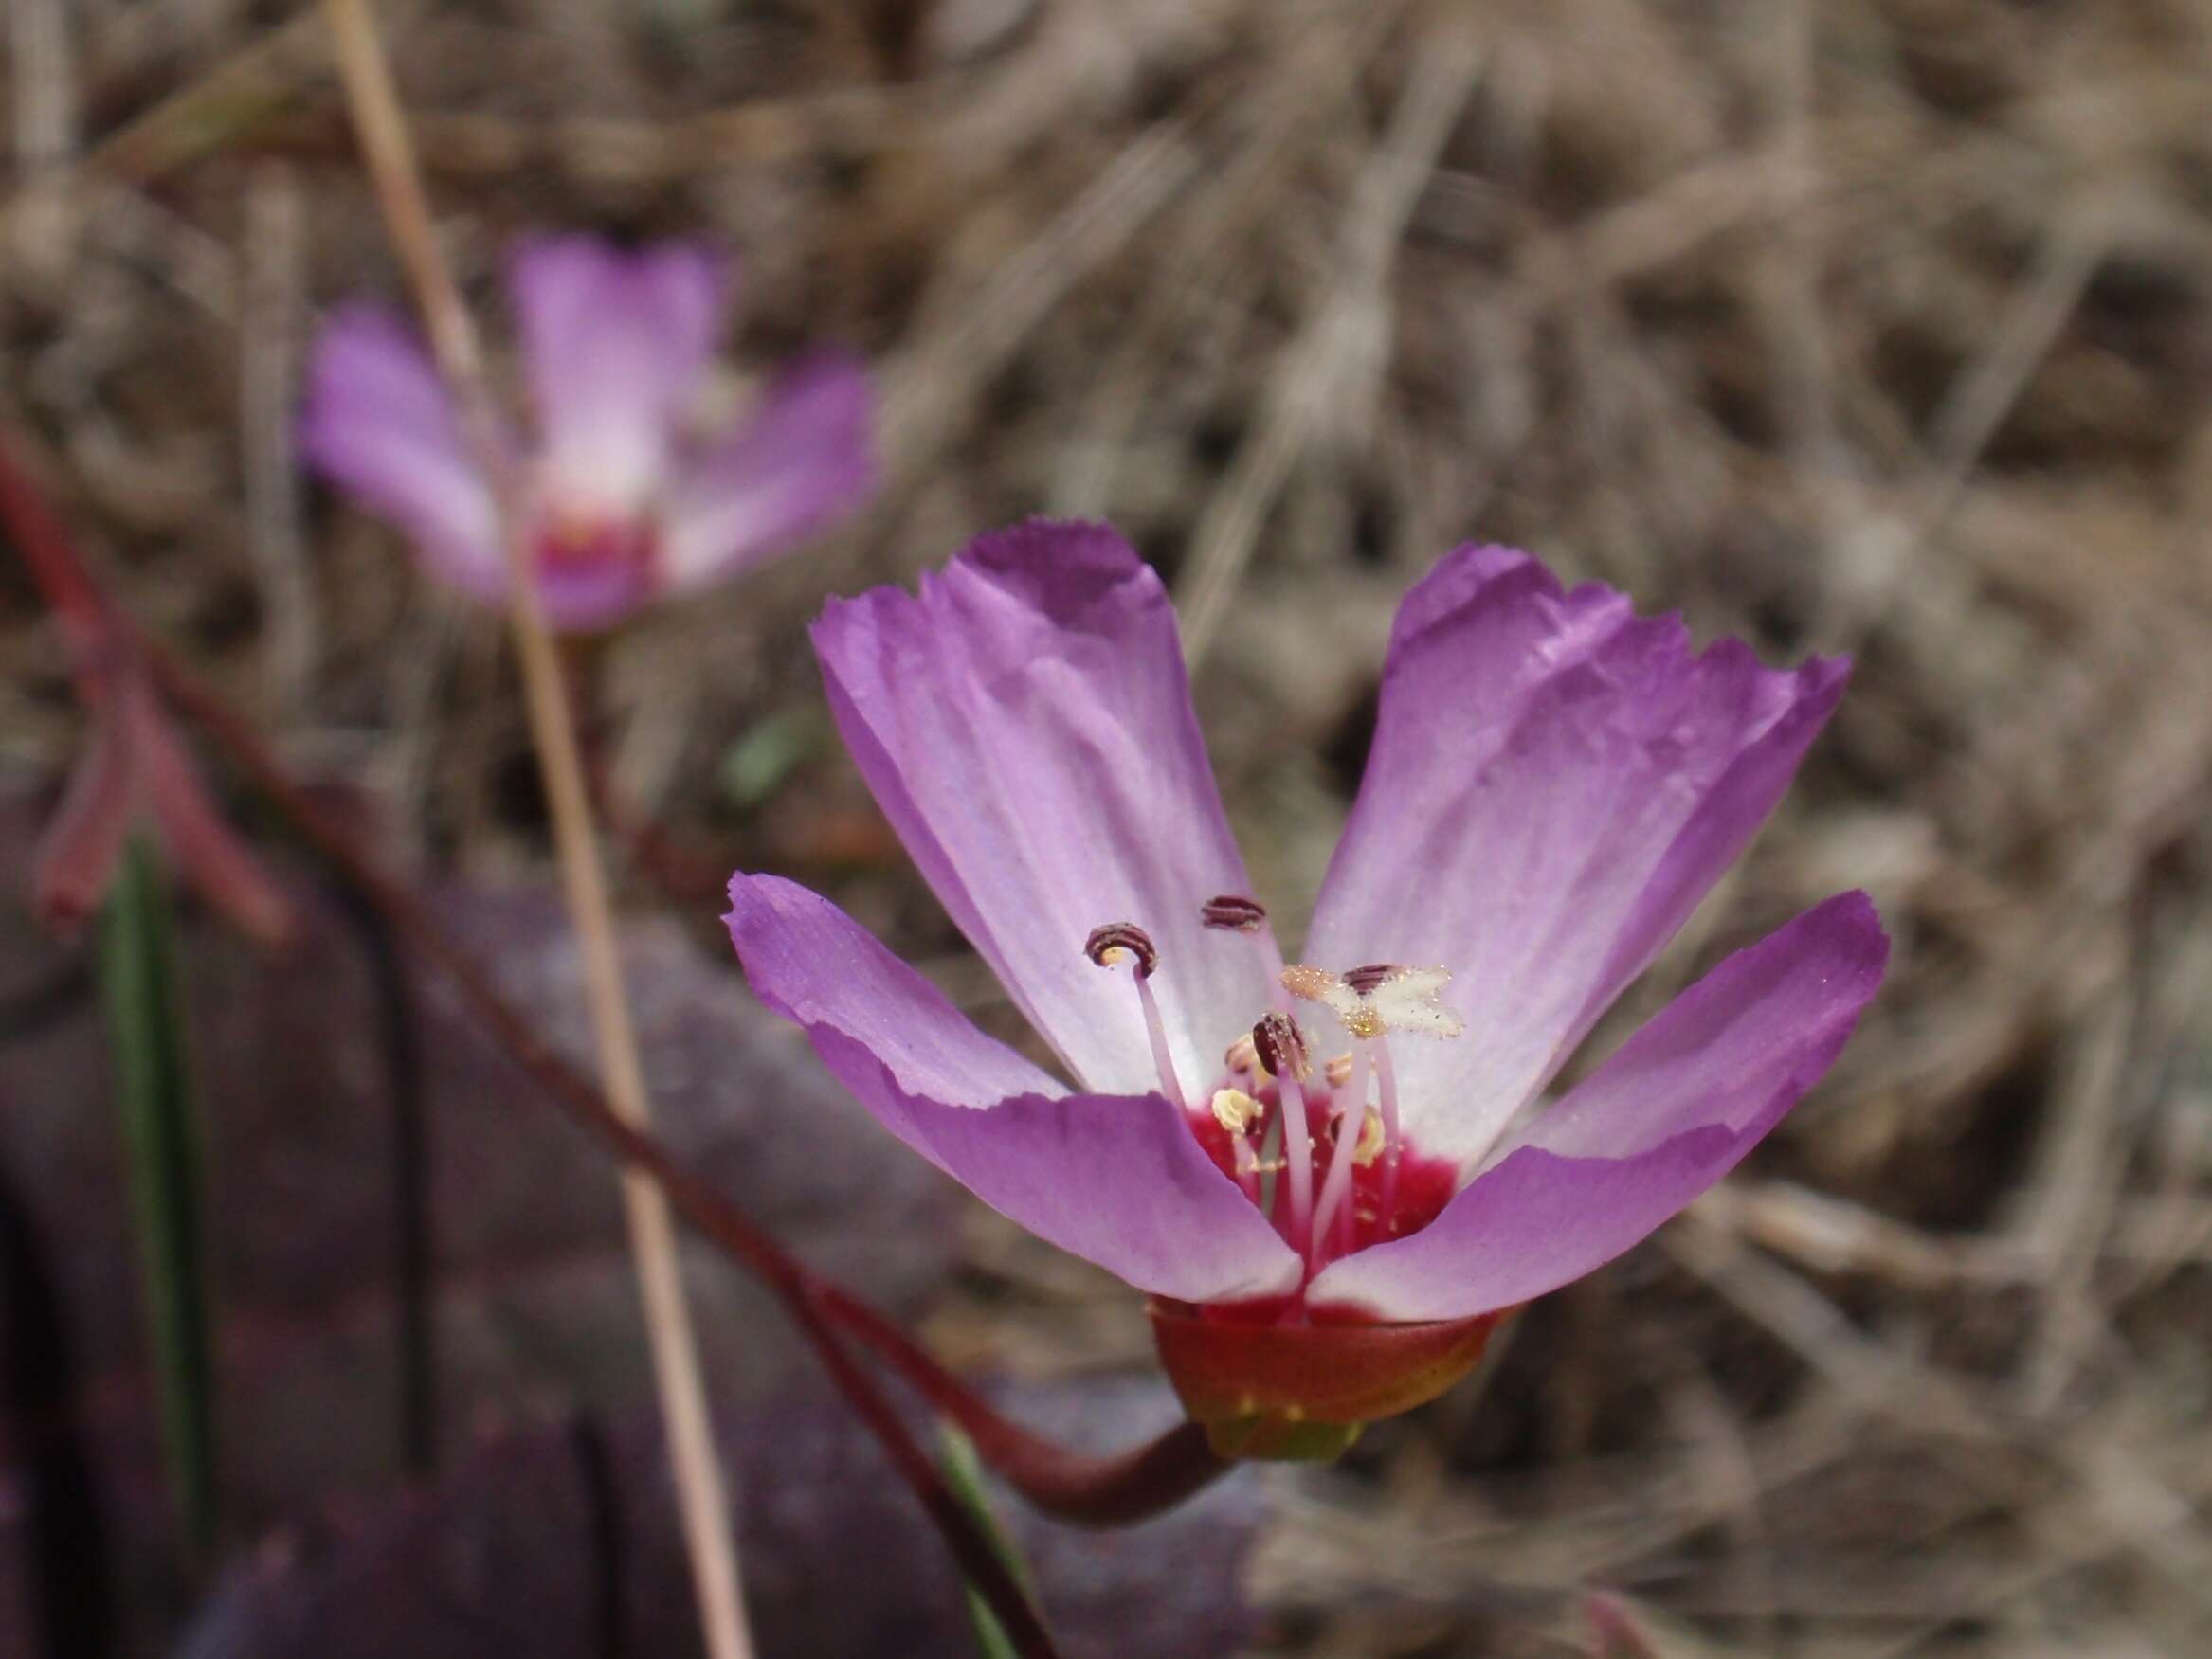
302,237 -> 873,631
725,522 -> 1886,1450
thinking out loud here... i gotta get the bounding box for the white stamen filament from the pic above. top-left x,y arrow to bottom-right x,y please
1231,1134 -> 1260,1201
1277,1066 -> 1315,1245
1201,910 -> 1464,1264
1307,1042 -> 1370,1272
1374,1036 -> 1404,1226
1131,968 -> 1186,1107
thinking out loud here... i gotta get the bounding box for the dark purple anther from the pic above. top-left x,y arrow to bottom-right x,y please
1251,1012 -> 1310,1082
1084,921 -> 1160,978
1200,894 -> 1268,933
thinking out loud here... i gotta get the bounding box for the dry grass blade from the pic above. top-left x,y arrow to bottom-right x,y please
317,5 -> 755,1654
1177,14 -> 1482,663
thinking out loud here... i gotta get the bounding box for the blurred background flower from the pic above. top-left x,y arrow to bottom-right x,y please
302,237 -> 874,630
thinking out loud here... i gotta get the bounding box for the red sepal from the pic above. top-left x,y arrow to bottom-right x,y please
1150,1298 -> 1511,1461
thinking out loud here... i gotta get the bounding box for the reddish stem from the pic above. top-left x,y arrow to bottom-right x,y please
3,426 -> 1228,1629
4,439 -> 293,947
160,647 -> 1225,1521
152,619 -> 1227,1510
810,1285 -> 1227,1525
2,432 -> 1061,1656
0,437 -> 108,669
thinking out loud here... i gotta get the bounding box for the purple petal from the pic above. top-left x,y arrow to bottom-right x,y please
299,304 -> 503,600
509,237 -> 722,514
662,352 -> 875,590
1303,546 -> 1849,1163
810,520 -> 1272,1098
1306,892 -> 1887,1321
728,873 -> 1059,1109
726,872 -> 1302,1304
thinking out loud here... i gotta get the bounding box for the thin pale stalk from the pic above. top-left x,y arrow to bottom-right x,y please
151,622 -> 1228,1533
317,6 -> 752,1654
4,425 -> 1078,1653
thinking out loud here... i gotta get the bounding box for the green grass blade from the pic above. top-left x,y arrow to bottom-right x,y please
98,837 -> 217,1558
938,1424 -> 1043,1659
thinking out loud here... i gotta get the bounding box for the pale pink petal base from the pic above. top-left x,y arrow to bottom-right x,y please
1305,892 -> 1888,1322
509,238 -> 723,512
726,873 -> 1302,1305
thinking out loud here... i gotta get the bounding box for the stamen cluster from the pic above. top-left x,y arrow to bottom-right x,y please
1086,896 -> 1464,1289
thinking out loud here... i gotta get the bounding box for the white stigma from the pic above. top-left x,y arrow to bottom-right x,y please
1279,963 -> 1464,1042
1281,961 -> 1461,1258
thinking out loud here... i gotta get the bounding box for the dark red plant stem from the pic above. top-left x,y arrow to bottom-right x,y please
146,642 -> 1229,1524
0,438 -> 1068,1652
167,642 -> 1229,1522
4,436 -> 294,947
324,878 -> 436,1477
4,428 -> 1231,1643
811,1285 -> 1229,1525
139,658 -> 1060,1659
0,439 -> 107,672
11,442 -> 1225,1528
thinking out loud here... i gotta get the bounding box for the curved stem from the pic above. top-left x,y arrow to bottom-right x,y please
319,9 -> 753,1653
164,641 -> 1227,1524
125,620 -> 1231,1528
5,422 -> 1228,1549
2,429 -> 1071,1655
151,640 -> 1060,1655
325,877 -> 436,1476
811,1286 -> 1230,1525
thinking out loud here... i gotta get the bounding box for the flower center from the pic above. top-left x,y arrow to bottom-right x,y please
535,502 -> 661,585
1085,899 -> 1465,1293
